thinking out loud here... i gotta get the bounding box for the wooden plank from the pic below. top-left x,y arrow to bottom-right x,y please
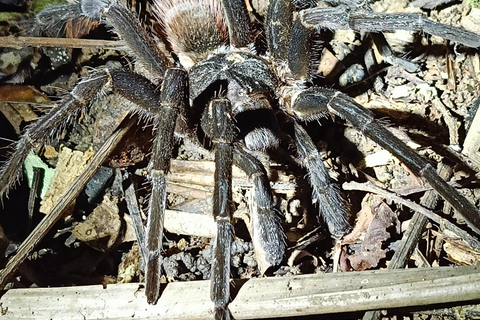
1,266 -> 479,319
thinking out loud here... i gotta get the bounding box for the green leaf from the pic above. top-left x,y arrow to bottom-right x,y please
23,151 -> 55,199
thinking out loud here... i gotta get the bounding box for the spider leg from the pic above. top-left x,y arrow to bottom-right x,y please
266,0 -> 351,237
35,0 -> 171,77
285,87 -> 480,235
0,66 -> 188,303
201,99 -> 236,320
146,69 -> 188,303
220,0 -> 251,47
300,6 -> 480,48
0,71 -> 111,196
233,145 -> 286,272
266,0 -> 419,77
111,68 -> 189,304
267,0 -> 311,80
293,122 -> 351,238
265,0 -> 292,62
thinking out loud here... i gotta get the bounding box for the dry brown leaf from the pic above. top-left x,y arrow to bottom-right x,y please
343,195 -> 375,244
65,17 -> 99,39
0,85 -> 50,104
347,197 -> 400,271
72,195 -> 122,252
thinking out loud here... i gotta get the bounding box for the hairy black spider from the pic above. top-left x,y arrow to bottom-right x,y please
1,0 -> 480,319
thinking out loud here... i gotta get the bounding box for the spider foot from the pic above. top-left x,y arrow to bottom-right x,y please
293,122 -> 351,238
234,146 -> 286,272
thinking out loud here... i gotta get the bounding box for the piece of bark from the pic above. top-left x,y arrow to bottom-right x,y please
72,195 -> 122,251
40,146 -> 95,214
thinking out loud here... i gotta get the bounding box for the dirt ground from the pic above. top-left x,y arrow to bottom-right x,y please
0,0 -> 480,319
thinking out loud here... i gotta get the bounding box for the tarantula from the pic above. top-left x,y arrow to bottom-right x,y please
1,0 -> 480,319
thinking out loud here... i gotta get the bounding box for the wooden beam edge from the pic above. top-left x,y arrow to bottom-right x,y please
0,266 -> 479,320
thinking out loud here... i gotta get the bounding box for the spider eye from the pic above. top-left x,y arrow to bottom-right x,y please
153,0 -> 227,67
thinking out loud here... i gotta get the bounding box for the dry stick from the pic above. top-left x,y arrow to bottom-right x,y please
362,162 -> 453,320
342,181 -> 480,251
27,167 -> 42,233
390,163 -> 454,268
0,118 -> 134,290
125,183 -> 146,264
0,36 -> 125,49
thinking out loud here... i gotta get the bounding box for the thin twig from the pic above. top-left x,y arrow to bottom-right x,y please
27,167 -> 42,233
125,182 -> 146,265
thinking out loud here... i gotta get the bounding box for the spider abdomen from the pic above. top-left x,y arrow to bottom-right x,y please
153,0 -> 228,68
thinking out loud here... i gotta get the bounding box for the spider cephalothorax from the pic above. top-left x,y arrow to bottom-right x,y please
1,0 -> 480,319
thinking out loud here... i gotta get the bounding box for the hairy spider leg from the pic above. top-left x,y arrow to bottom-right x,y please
294,123 -> 351,237
81,0 -> 171,77
110,68 -> 189,303
266,0 -> 352,238
145,69 -> 188,304
233,146 -> 286,272
300,5 -> 480,48
310,2 -> 480,70
265,0 -> 292,62
0,72 -> 111,196
300,2 -> 480,70
278,3 -> 480,234
219,0 -> 250,47
201,99 -> 236,320
202,100 -> 287,319
288,86 -> 480,235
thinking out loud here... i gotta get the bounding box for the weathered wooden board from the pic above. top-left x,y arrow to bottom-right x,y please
0,265 -> 479,319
